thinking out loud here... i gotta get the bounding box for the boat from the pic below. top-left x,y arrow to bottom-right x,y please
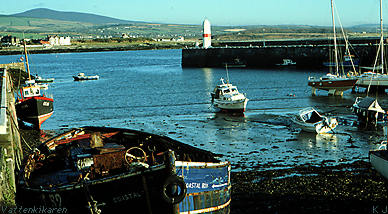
15,41 -> 54,129
34,75 -> 54,83
211,78 -> 248,113
307,0 -> 359,96
323,54 -> 359,67
276,59 -> 296,66
291,107 -> 338,134
355,0 -> 388,91
223,58 -> 246,68
16,126 -> 231,214
308,74 -> 358,96
351,96 -> 385,125
73,73 -> 99,81
370,141 -> 388,179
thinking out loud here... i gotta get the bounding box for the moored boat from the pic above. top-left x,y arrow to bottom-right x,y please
370,141 -> 388,179
16,126 -> 231,214
307,0 -> 359,96
308,74 -> 358,96
211,78 -> 248,113
15,41 -> 54,129
292,107 -> 338,134
34,75 -> 54,83
73,73 -> 100,81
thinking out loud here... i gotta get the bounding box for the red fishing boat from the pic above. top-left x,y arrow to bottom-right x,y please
15,41 -> 54,129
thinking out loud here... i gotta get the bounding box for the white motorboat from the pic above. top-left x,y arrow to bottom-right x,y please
211,78 -> 248,113
292,107 -> 338,134
73,72 -> 99,81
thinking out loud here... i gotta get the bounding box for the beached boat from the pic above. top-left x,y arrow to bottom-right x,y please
73,73 -> 99,81
211,78 -> 248,113
16,126 -> 231,214
356,0 -> 388,91
370,141 -> 388,179
15,41 -> 54,129
292,107 -> 338,134
308,0 -> 359,96
308,74 -> 358,96
351,97 -> 385,125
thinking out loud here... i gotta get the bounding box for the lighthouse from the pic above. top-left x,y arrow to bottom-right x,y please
203,19 -> 211,49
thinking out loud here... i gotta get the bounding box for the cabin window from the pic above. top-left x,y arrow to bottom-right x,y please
224,89 -> 230,93
24,90 -> 29,96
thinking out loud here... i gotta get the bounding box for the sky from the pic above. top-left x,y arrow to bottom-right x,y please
0,0 -> 386,27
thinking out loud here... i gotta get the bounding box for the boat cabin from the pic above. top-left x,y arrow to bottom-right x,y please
352,97 -> 386,125
213,85 -> 239,100
21,85 -> 41,98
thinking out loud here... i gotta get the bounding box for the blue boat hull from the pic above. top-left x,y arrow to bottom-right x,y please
176,161 -> 231,214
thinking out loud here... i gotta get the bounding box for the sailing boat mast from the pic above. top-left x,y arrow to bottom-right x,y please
380,0 -> 384,74
331,0 -> 339,76
23,40 -> 31,81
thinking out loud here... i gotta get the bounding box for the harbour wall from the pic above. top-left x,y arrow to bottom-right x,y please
182,38 -> 381,68
0,65 -> 23,206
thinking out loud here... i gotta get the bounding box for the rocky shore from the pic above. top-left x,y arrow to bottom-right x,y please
0,42 -> 192,55
231,160 -> 387,214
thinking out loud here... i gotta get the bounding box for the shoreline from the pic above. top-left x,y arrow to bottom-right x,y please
0,42 -> 191,56
20,130 -> 387,213
231,160 -> 387,213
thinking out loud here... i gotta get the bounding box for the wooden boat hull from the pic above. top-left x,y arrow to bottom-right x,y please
370,150 -> 388,180
16,126 -> 230,214
308,78 -> 358,91
15,96 -> 53,129
176,161 -> 231,214
17,165 -> 179,213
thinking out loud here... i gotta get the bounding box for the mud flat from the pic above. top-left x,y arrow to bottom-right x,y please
231,160 -> 388,214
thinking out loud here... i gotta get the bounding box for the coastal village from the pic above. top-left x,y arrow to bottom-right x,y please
2,2 -> 388,214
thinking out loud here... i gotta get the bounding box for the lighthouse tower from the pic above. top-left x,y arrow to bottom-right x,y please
203,19 -> 211,49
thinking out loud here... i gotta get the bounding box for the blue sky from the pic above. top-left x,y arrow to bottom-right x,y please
0,0 -> 386,26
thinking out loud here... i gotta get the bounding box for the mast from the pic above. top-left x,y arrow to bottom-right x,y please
23,40 -> 31,81
331,0 -> 339,76
380,0 -> 384,74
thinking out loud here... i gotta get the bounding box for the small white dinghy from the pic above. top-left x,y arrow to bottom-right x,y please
292,107 -> 338,134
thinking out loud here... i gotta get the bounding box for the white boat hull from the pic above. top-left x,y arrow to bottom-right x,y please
370,150 -> 388,179
292,108 -> 337,134
213,98 -> 248,112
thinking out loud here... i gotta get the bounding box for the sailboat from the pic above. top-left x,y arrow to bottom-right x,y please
308,0 -> 358,96
15,40 -> 54,129
351,0 -> 386,126
355,0 -> 388,92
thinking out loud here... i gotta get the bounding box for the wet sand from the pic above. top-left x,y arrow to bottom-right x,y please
231,160 -> 388,214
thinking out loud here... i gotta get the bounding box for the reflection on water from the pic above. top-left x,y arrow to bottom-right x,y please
296,131 -> 339,150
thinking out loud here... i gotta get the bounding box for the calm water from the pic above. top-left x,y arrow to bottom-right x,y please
0,49 -> 385,171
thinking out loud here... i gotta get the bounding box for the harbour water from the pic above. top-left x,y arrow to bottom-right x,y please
0,49 -> 386,171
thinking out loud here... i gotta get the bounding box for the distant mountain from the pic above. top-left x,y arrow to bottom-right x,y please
11,8 -> 137,25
